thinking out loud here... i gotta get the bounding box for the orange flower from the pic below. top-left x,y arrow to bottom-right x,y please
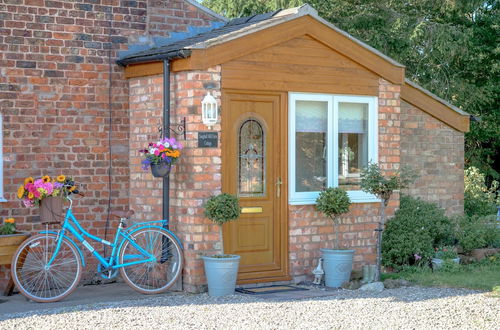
4,218 -> 15,224
24,177 -> 34,185
28,192 -> 34,199
42,175 -> 51,183
57,175 -> 66,182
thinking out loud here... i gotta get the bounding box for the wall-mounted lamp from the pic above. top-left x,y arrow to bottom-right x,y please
201,91 -> 218,128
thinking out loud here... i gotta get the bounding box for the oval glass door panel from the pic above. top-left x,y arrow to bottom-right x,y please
238,119 -> 265,197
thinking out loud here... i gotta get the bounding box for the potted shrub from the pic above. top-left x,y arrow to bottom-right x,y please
202,193 -> 241,296
0,218 -> 30,295
315,187 -> 352,287
139,137 -> 182,177
432,246 -> 460,269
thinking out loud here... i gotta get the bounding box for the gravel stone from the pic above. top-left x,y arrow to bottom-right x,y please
359,281 -> 385,292
0,287 -> 498,329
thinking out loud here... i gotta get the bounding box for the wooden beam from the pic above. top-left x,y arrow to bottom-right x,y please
401,83 -> 469,132
124,61 -> 163,78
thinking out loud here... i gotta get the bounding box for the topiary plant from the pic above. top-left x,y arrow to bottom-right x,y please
204,193 -> 241,255
315,187 -> 351,249
360,163 -> 417,281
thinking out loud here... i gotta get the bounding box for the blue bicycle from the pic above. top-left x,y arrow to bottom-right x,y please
11,194 -> 183,303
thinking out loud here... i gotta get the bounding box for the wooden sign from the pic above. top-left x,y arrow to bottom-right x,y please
198,132 -> 218,148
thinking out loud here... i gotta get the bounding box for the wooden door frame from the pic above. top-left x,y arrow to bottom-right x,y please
221,89 -> 290,284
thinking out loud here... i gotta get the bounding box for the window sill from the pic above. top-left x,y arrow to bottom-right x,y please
289,191 -> 380,205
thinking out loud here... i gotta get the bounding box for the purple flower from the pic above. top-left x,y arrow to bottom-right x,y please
414,254 -> 422,260
54,182 -> 64,189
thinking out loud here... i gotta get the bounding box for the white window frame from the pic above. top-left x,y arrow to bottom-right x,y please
0,113 -> 6,202
288,92 -> 379,204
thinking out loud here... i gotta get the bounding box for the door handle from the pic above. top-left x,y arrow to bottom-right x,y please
276,177 -> 282,198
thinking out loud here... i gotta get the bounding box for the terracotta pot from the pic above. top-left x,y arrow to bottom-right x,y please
40,196 -> 65,223
151,162 -> 171,177
0,232 -> 30,265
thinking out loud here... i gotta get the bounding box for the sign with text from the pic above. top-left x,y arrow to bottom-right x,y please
198,132 -> 218,148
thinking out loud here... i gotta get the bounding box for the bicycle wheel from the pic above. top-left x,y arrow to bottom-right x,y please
11,233 -> 82,303
119,227 -> 183,294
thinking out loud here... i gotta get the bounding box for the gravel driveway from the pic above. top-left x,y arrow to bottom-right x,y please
0,287 -> 498,329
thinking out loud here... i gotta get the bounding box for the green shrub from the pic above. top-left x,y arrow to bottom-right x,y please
454,214 -> 500,252
464,167 -> 499,217
204,193 -> 240,225
315,187 -> 351,249
382,195 -> 453,269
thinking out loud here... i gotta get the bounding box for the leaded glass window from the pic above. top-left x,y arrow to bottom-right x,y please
238,119 -> 265,197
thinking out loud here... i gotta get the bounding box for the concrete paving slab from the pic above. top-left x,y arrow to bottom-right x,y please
0,282 -> 178,316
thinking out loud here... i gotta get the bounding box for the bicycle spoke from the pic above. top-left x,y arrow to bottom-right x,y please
12,234 -> 81,302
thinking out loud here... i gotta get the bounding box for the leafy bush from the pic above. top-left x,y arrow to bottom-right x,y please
464,167 -> 499,217
204,193 -> 240,226
382,195 -> 453,269
315,187 -> 351,219
454,214 -> 500,252
315,187 -> 351,249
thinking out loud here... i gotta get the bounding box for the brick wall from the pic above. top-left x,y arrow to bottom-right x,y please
288,78 -> 401,281
0,0 -> 221,291
128,67 -> 222,293
400,101 -> 464,215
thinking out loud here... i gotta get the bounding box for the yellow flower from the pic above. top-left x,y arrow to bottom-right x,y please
4,218 -> 15,224
68,186 -> 77,192
42,175 -> 51,183
17,185 -> 25,199
57,175 -> 66,182
24,177 -> 34,185
28,192 -> 34,199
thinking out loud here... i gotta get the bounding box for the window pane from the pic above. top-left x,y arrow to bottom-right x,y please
295,101 -> 328,192
239,119 -> 265,197
338,102 -> 368,190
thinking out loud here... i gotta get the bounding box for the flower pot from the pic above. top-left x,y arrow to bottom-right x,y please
151,162 -> 172,177
431,257 -> 460,269
40,196 -> 65,223
0,232 -> 30,265
321,249 -> 355,288
201,254 -> 240,297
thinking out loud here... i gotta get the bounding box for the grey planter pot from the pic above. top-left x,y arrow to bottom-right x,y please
431,257 -> 460,269
321,248 -> 355,288
202,254 -> 240,297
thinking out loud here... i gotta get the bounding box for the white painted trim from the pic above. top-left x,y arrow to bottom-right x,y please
288,92 -> 379,204
0,113 -> 6,202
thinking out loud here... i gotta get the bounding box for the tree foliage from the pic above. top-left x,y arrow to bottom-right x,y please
203,0 -> 500,182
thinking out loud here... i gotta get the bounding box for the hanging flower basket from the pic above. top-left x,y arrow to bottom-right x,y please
150,161 -> 172,178
139,137 -> 182,178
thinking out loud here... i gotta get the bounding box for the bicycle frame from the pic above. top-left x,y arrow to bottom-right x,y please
45,201 -> 163,271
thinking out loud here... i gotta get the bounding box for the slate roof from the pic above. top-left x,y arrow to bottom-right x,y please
117,8 -> 293,66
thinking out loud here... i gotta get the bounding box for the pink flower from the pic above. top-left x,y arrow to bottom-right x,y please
23,198 -> 34,207
154,149 -> 160,156
414,254 -> 422,260
26,183 -> 36,193
34,179 -> 44,188
43,182 -> 53,195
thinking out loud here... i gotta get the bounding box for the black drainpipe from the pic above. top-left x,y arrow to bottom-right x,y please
162,59 -> 170,228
